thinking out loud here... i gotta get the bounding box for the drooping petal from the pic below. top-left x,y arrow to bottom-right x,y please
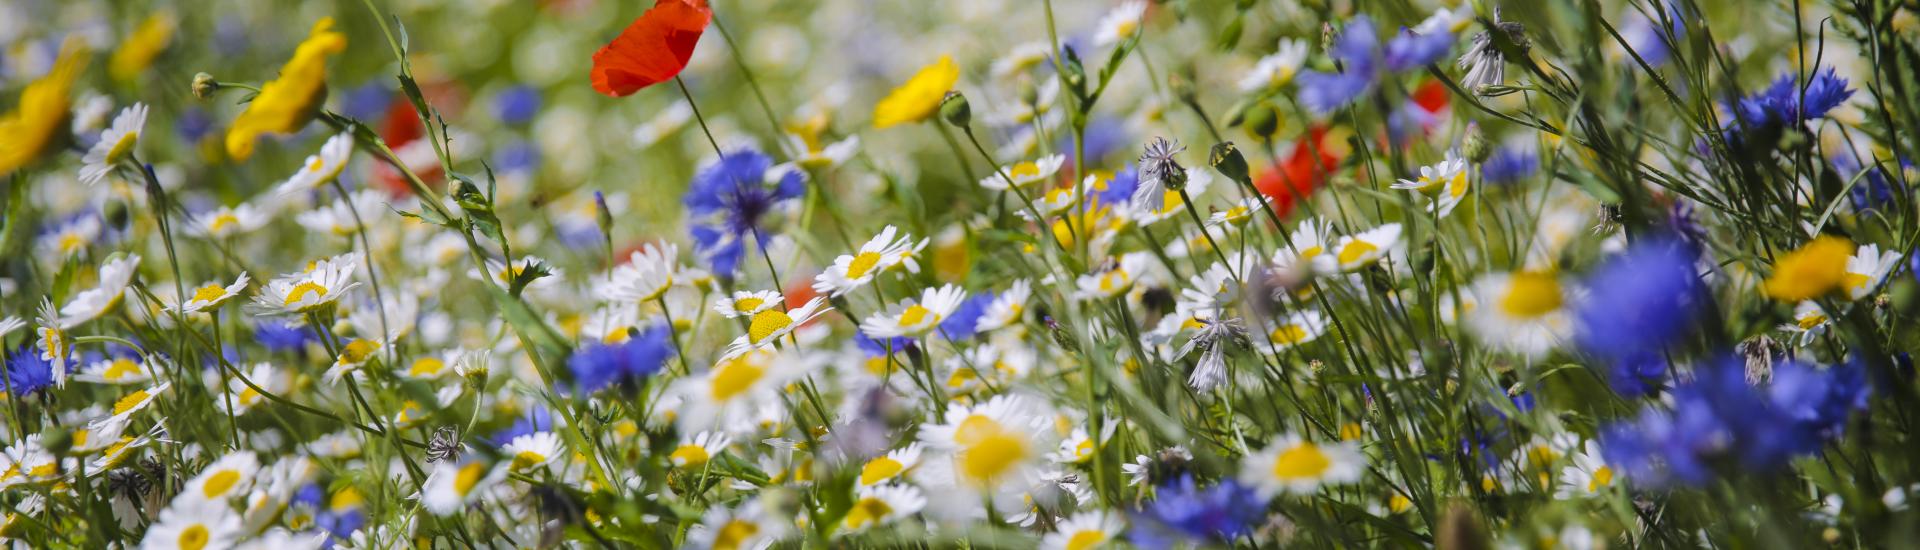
590,0 -> 712,97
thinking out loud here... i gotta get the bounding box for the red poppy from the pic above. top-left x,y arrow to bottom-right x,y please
1254,126 -> 1343,218
590,0 -> 712,97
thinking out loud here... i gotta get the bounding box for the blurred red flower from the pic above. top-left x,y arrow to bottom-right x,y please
590,0 -> 712,97
1254,126 -> 1343,218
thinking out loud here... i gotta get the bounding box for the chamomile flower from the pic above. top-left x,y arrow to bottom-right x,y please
672,350 -> 808,434
721,297 -> 831,359
175,272 -> 250,314
1042,510 -> 1126,550
1238,39 -> 1311,93
1076,254 -> 1150,300
0,316 -> 23,340
918,394 -> 1058,493
1555,440 -> 1616,499
253,253 -> 362,315
857,443 -> 926,487
974,279 -> 1032,333
177,451 -> 261,507
1843,243 -> 1900,300
34,300 -> 71,388
503,432 -> 565,472
1240,433 -> 1365,499
74,355 -> 152,385
41,215 -> 101,260
140,501 -> 243,550
194,202 -> 273,239
860,284 -> 968,338
686,498 -> 786,550
814,225 -> 927,296
602,242 -> 680,303
275,132 -> 353,194
670,431 -> 734,469
1031,182 -> 1085,217
784,132 -> 860,170
991,42 -> 1052,79
422,458 -> 507,516
1465,270 -> 1576,360
395,349 -> 463,381
1392,152 -> 1469,217
714,290 -> 783,319
1332,223 -> 1403,272
58,253 -> 140,327
980,154 -> 1065,190
220,363 -> 286,416
1254,310 -> 1328,355
1780,301 -> 1831,347
1092,1 -> 1148,47
107,382 -> 170,421
294,189 -> 387,237
1273,217 -> 1339,275
322,338 -> 385,384
78,103 -> 147,185
842,483 -> 927,532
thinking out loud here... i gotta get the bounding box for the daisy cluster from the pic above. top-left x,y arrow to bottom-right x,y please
2,0 -> 1920,548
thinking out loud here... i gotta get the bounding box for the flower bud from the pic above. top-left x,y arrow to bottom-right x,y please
1462,122 -> 1492,163
1209,141 -> 1251,186
940,91 -> 972,128
192,72 -> 218,100
1244,102 -> 1281,140
594,190 -> 614,238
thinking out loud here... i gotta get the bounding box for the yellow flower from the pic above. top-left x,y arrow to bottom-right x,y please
1763,235 -> 1855,301
225,17 -> 347,161
0,41 -> 89,176
872,55 -> 958,128
111,14 -> 176,82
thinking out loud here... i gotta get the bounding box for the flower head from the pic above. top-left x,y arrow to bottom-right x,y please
1575,237 -> 1703,359
1763,235 -> 1854,301
78,103 -> 148,185
684,148 -> 805,278
1736,67 -> 1855,127
590,0 -> 713,97
226,18 -> 347,160
568,323 -> 674,394
0,41 -> 88,176
874,55 -> 960,128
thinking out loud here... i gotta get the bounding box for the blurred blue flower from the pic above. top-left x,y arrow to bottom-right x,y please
1129,476 -> 1266,549
856,332 -> 914,357
1480,145 -> 1538,185
492,406 -> 556,447
567,324 -> 675,394
1736,67 -> 1854,126
684,148 -> 805,278
1607,352 -> 1669,399
339,81 -> 393,122
1067,116 -> 1129,165
1575,236 -> 1703,359
176,107 -> 213,142
494,85 -> 542,125
1296,17 -> 1380,114
255,319 -> 316,354
4,345 -> 57,396
1383,27 -> 1455,72
493,139 -> 541,175
939,291 -> 997,340
1092,165 -> 1139,207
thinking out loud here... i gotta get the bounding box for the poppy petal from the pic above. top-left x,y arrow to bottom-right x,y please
590,0 -> 712,97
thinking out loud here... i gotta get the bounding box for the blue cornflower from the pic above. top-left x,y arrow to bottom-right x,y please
4,345 -> 57,396
938,291 -> 997,341
1066,116 -> 1130,165
1575,236 -> 1704,359
175,107 -> 213,142
1296,17 -> 1381,114
1735,67 -> 1854,126
493,139 -> 541,175
339,81 -> 393,123
856,332 -> 914,357
1833,152 -> 1894,212
494,85 -> 541,125
1769,359 -> 1869,441
492,406 -> 556,447
1129,476 -> 1266,549
1383,27 -> 1455,72
683,148 -> 805,278
1092,165 -> 1139,208
1480,144 -> 1539,185
567,324 -> 675,394
255,319 -> 316,354
1606,352 -> 1669,399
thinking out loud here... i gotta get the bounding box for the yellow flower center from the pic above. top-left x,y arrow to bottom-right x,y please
859,456 -> 905,486
710,356 -> 768,401
284,281 -> 328,306
1498,272 -> 1564,318
1446,170 -> 1469,199
453,461 -> 488,496
747,309 -> 793,344
338,339 -> 378,365
1588,465 -> 1614,492
1271,442 -> 1332,480
203,470 -> 241,498
210,213 -> 239,233
671,444 -> 712,468
712,520 -> 759,550
191,284 -> 228,304
104,358 -> 141,381
843,496 -> 893,530
511,451 -> 547,471
959,431 -> 1029,485
897,304 -> 934,328
409,357 -> 446,377
1337,241 -> 1378,266
58,233 -> 85,254
307,156 -> 325,173
178,524 -> 210,550
1066,530 -> 1109,550
106,131 -> 139,164
112,390 -> 151,416
1798,312 -> 1829,330
732,297 -> 766,313
1010,161 -> 1041,180
1299,245 -> 1324,260
1270,324 -> 1310,345
845,251 -> 884,280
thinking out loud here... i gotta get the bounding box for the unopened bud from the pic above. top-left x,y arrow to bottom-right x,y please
940,91 -> 972,128
1210,141 -> 1251,186
1462,123 -> 1492,163
191,72 -> 218,100
1244,102 -> 1281,140
593,190 -> 614,239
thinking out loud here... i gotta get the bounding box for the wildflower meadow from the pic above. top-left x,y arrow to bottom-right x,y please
6,0 -> 1920,547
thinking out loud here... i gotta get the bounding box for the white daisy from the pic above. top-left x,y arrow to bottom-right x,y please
175,451 -> 261,508
670,431 -> 734,469
842,483 -> 927,532
421,458 -> 507,516
139,500 -> 243,550
220,363 -> 287,416
857,443 -> 926,487
1555,440 -> 1616,499
194,202 -> 273,239
58,253 -> 140,327
721,297 -> 832,359
78,103 -> 147,185
1238,39 -> 1311,92
34,299 -> 71,388
1041,510 -> 1126,550
1254,309 -> 1329,355
1392,152 -> 1470,218
1780,300 -> 1831,347
1465,270 -> 1576,360
1273,217 -> 1340,275
980,154 -> 1065,190
275,132 -> 354,194
600,242 -> 679,303
252,253 -> 363,315
814,225 -> 928,296
785,132 -> 860,170
1240,433 -> 1365,499
294,189 -> 387,237
175,272 -> 250,314
917,394 -> 1059,493
41,215 -> 101,260
1843,243 -> 1900,300
685,498 -> 786,550
714,290 -> 784,319
1076,254 -> 1150,300
990,42 -> 1052,79
974,279 -> 1032,333
74,355 -> 153,385
860,284 -> 969,338
503,432 -> 565,472
1092,1 -> 1148,46
106,381 -> 170,422
1332,223 -> 1403,272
